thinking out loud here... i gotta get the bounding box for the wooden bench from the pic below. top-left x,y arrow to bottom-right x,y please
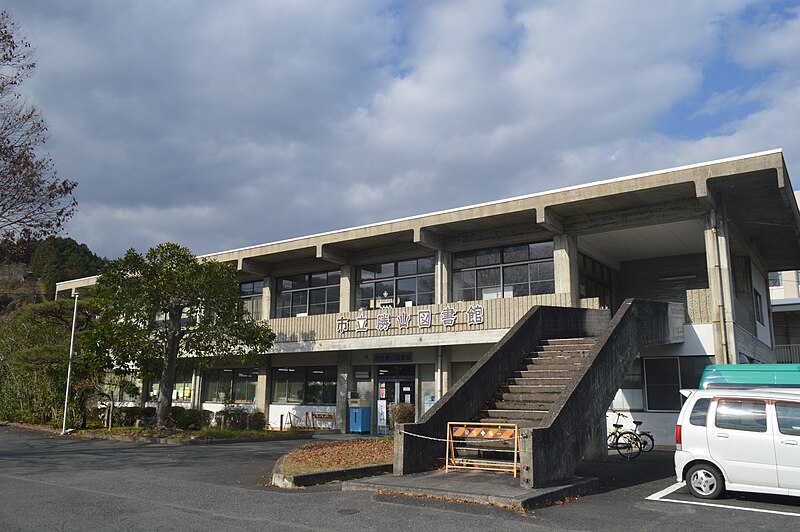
306,411 -> 335,429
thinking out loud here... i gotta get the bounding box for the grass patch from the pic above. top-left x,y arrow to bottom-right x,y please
281,437 -> 393,474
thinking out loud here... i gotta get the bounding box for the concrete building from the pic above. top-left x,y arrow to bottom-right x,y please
56,149 -> 800,445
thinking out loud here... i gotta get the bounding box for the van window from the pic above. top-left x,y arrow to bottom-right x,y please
715,399 -> 767,432
689,398 -> 711,426
776,402 -> 800,436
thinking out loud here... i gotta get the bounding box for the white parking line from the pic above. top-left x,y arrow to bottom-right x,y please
647,482 -> 800,517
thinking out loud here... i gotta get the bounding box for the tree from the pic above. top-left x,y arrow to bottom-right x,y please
0,10 -> 76,244
30,236 -> 106,300
86,243 -> 275,428
0,299 -> 98,426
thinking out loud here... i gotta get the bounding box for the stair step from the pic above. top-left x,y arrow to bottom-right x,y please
512,371 -> 573,381
503,385 -> 565,394
478,417 -> 540,428
481,409 -> 548,420
522,357 -> 584,367
533,346 -> 592,354
493,393 -> 558,405
540,337 -> 595,346
503,380 -> 565,391
489,401 -> 555,411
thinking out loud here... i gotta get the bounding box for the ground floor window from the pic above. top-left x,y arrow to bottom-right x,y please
271,366 -> 336,405
148,370 -> 193,402
643,356 -> 712,411
202,368 -> 258,403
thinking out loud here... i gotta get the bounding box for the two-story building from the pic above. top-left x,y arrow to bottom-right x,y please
56,149 -> 800,443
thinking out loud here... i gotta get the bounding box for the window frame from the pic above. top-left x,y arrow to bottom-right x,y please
275,270 -> 341,318
271,366 -> 337,405
451,241 -> 554,302
356,257 -> 435,310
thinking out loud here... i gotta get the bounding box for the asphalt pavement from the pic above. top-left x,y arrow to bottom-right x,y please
1,424 -> 798,531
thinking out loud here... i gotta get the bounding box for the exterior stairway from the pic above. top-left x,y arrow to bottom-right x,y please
477,338 -> 596,428
395,301 -> 684,488
455,337 -> 596,464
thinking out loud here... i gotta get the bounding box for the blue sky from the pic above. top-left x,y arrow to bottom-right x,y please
8,0 -> 800,258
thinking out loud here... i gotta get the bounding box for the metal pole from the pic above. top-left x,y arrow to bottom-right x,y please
61,293 -> 80,436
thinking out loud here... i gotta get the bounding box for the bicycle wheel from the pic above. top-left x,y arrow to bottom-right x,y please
639,432 -> 655,452
616,431 -> 641,459
607,432 -> 617,450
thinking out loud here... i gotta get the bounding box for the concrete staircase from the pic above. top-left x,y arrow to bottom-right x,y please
477,338 -> 596,428
454,337 -> 596,464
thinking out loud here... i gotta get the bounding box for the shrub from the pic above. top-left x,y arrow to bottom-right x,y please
115,406 -> 142,426
172,408 -> 212,430
214,406 -> 264,430
388,403 -> 415,428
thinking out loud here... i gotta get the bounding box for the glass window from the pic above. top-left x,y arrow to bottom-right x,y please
769,271 -> 783,287
276,270 -> 340,318
271,366 -> 336,405
357,257 -> 435,310
240,281 -> 264,320
271,367 -> 305,404
148,371 -> 193,402
305,367 -> 337,405
644,358 -> 681,411
690,398 -> 711,426
754,289 -> 764,325
579,253 -> 613,308
452,242 -> 554,302
202,368 -> 257,403
715,399 -> 767,432
776,402 -> 800,436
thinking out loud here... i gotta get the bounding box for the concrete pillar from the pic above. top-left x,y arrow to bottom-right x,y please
704,210 -> 737,364
554,234 -> 580,307
261,277 -> 274,320
434,347 -> 451,399
716,213 -> 738,363
437,250 -> 452,304
255,356 -> 270,416
340,265 -> 355,312
336,352 -> 353,433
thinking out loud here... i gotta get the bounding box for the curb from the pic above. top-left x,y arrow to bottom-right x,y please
271,455 -> 393,488
343,473 -> 600,512
77,431 -> 313,445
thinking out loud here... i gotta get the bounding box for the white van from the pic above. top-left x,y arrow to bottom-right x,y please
674,388 -> 800,499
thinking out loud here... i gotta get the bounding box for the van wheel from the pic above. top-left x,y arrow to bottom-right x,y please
686,464 -> 725,499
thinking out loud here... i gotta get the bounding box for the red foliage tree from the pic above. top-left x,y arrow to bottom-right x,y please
0,10 -> 76,244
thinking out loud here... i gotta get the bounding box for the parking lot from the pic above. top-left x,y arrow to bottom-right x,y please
1,425 -> 798,530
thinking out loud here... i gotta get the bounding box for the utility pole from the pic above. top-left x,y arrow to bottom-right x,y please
60,293 -> 79,436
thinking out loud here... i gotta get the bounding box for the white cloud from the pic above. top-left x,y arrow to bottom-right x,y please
10,0 -> 800,258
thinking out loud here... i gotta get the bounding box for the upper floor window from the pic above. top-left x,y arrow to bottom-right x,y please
357,257 -> 435,310
769,271 -> 783,287
452,242 -> 554,301
240,280 -> 263,320
276,270 -> 340,318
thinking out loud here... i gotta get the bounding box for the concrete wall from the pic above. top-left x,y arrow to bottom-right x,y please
525,299 -> 684,488
616,254 -> 708,322
394,305 -> 612,476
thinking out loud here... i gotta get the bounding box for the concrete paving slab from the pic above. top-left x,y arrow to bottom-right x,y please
342,469 -> 599,511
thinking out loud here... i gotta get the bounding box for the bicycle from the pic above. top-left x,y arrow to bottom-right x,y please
607,411 -> 642,459
632,418 -> 655,452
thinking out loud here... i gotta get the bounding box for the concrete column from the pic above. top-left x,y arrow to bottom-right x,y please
434,347 -> 451,399
190,370 -> 203,409
336,352 -> 353,433
339,265 -> 355,312
554,234 -> 580,307
716,212 -> 738,363
255,356 -> 270,416
704,211 -> 737,364
261,277 -> 273,320
437,250 -> 452,304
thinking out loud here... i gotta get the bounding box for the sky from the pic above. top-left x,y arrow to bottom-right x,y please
8,0 -> 800,259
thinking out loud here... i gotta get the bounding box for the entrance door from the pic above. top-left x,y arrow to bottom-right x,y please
377,365 -> 415,429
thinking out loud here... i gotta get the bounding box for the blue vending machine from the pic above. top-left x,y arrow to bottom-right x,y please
348,395 -> 371,434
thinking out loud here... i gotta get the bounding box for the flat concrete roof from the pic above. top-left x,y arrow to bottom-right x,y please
56,149 -> 800,294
